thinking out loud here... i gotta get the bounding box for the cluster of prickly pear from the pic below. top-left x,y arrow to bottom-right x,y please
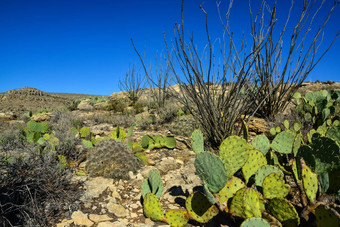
86,139 -> 142,179
140,134 -> 176,150
140,123 -> 340,226
293,90 -> 339,127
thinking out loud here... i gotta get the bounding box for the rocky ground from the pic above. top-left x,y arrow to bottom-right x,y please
0,82 -> 339,227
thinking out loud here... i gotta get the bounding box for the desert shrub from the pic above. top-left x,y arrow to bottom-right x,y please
107,99 -> 127,113
109,113 -> 135,128
49,111 -> 83,161
0,152 -> 82,226
67,99 -> 82,111
133,102 -> 146,114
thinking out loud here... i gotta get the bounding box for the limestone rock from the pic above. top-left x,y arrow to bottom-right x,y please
30,112 -> 52,122
83,177 -> 114,200
78,99 -> 94,111
106,203 -> 128,217
89,214 -> 113,223
94,102 -> 109,110
71,210 -> 94,227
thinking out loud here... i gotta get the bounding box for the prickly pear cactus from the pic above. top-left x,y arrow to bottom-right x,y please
141,135 -> 154,149
185,191 -> 219,223
195,151 -> 228,193
86,139 -> 142,179
143,193 -> 165,222
219,136 -> 251,178
315,204 -> 340,227
300,159 -> 318,203
165,210 -> 189,227
251,134 -> 270,155
242,149 -> 267,183
240,217 -> 270,227
142,169 -> 163,199
255,165 -> 283,187
262,172 -> 290,199
230,188 -> 263,219
215,176 -> 245,211
191,129 -> 204,154
271,131 -> 295,154
164,136 -> 176,149
266,198 -> 299,226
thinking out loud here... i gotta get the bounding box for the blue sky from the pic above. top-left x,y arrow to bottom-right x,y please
0,0 -> 339,95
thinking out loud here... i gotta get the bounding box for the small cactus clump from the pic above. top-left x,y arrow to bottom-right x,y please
86,139 -> 142,179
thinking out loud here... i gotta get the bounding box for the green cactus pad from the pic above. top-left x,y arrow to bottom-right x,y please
143,193 -> 165,222
300,159 -> 318,203
203,182 -> 215,204
154,135 -> 164,148
293,134 -> 303,157
271,131 -> 295,154
141,135 -> 154,149
326,126 -> 340,145
27,120 -> 49,133
242,149 -> 267,183
230,188 -> 262,219
191,129 -> 204,154
255,165 -> 283,187
266,198 -> 299,226
219,136 -> 251,178
310,137 -> 340,174
240,217 -> 270,227
215,176 -> 246,211
80,127 -> 90,138
243,188 -> 262,218
318,172 -> 329,194
291,159 -> 302,183
315,204 -> 340,227
262,172 -> 290,199
230,188 -> 247,218
251,135 -> 270,155
165,210 -> 189,227
164,136 -> 176,149
111,126 -> 126,142
195,152 -> 228,193
185,191 -> 219,223
142,169 -> 164,199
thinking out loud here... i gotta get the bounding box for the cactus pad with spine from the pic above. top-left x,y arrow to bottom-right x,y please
240,217 -> 270,227
271,131 -> 295,154
219,136 -> 251,178
164,136 -> 176,149
243,188 -> 262,218
255,165 -> 283,187
191,129 -> 204,154
86,139 -> 142,179
310,136 -> 340,174
251,134 -> 270,155
142,169 -> 163,199
266,198 -> 299,226
300,159 -> 318,203
143,193 -> 165,222
195,152 -> 228,193
215,176 -> 246,211
165,210 -> 189,227
325,126 -> 340,145
242,149 -> 267,183
141,135 -> 154,149
315,204 -> 340,227
262,172 -> 290,199
185,191 -> 219,223
230,188 -> 263,219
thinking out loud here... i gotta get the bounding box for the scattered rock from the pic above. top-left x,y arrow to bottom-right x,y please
94,102 -> 109,110
106,203 -> 128,217
78,99 -> 94,111
30,112 -> 52,122
83,177 -> 114,200
89,214 -> 113,222
71,210 -> 94,227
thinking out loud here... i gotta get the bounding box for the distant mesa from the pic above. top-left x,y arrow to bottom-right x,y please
5,87 -> 48,97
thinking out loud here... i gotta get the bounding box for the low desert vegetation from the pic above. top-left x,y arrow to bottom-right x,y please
1,0 -> 339,226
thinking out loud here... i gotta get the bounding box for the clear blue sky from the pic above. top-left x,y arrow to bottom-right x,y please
1,0 -> 339,95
